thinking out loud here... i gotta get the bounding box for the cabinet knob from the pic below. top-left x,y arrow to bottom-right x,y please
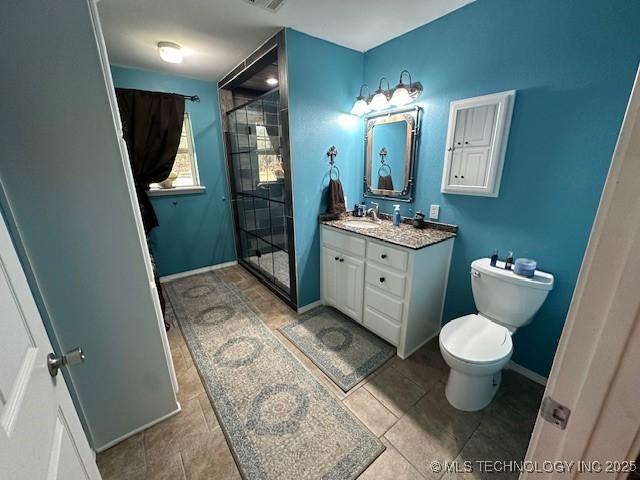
447,147 -> 454,152
381,254 -> 387,259
339,258 -> 344,262
457,142 -> 461,145
334,256 -> 339,261
379,277 -> 385,283
465,141 -> 469,145
461,175 -> 465,179
454,175 -> 458,178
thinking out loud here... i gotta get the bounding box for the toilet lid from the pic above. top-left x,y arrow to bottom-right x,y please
440,314 -> 512,364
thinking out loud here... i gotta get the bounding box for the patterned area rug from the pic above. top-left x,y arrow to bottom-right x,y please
279,307 -> 396,391
165,272 -> 384,480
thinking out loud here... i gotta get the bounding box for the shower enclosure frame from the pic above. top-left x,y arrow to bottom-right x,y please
218,30 -> 298,308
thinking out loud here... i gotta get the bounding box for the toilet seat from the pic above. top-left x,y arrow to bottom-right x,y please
440,314 -> 512,365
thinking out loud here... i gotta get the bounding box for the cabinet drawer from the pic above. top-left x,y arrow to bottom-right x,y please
322,227 -> 365,258
365,263 -> 406,299
364,286 -> 403,323
367,241 -> 408,272
364,307 -> 400,346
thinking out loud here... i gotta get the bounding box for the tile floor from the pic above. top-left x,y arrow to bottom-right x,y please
97,265 -> 543,479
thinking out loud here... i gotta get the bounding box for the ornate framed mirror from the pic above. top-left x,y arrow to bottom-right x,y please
364,106 -> 421,202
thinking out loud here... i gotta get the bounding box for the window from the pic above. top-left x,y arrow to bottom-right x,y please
255,125 -> 284,182
150,113 -> 200,190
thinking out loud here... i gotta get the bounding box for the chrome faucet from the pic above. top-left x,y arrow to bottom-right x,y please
366,202 -> 379,221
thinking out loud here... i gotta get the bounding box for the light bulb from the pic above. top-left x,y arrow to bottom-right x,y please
266,77 -> 279,86
370,91 -> 389,111
350,97 -> 370,116
158,42 -> 183,64
390,86 -> 412,106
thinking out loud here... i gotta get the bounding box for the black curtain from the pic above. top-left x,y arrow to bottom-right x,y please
114,88 -> 185,233
114,88 -> 185,327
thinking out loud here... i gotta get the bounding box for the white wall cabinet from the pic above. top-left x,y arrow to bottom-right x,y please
441,90 -> 515,197
320,225 -> 454,358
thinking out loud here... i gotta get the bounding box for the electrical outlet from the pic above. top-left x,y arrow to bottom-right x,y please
429,204 -> 440,220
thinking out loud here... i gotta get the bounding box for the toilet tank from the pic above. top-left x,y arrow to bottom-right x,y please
471,258 -> 553,330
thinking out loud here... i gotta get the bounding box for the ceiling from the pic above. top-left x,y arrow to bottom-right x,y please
98,0 -> 473,82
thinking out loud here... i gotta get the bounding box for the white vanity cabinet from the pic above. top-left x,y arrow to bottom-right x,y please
320,225 -> 454,358
441,90 -> 515,197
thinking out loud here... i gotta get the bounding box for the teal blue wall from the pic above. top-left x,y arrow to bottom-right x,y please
286,29 -> 365,307
362,0 -> 640,376
111,66 -> 236,276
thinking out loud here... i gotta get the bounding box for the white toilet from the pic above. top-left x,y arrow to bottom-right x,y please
439,258 -> 554,411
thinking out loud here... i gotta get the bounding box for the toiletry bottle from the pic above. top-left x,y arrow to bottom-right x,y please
393,205 -> 401,226
490,249 -> 499,267
505,251 -> 514,270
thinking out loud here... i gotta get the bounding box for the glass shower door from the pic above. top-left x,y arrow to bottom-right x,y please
227,91 -> 294,301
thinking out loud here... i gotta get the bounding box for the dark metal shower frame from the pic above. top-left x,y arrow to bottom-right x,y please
218,29 -> 298,309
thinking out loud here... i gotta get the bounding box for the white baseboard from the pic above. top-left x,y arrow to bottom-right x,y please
159,261 -> 237,283
297,300 -> 322,314
94,403 -> 182,452
507,360 -> 548,386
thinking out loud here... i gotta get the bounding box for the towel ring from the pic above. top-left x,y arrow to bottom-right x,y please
378,164 -> 391,177
327,145 -> 340,181
378,146 -> 391,177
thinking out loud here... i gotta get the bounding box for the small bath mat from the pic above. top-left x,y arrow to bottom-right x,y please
279,306 -> 396,391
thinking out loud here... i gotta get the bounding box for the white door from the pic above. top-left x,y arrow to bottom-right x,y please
460,147 -> 491,187
463,104 -> 496,147
0,212 -> 100,479
321,246 -> 339,307
337,255 -> 364,322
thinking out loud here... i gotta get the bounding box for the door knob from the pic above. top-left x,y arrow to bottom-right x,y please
47,347 -> 85,377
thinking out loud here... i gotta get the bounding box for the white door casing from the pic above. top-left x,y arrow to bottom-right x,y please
0,211 -> 100,479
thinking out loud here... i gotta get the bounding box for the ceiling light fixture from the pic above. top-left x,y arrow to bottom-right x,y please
157,41 -> 183,64
370,78 -> 390,111
266,77 -> 279,86
350,84 -> 371,116
390,70 -> 414,106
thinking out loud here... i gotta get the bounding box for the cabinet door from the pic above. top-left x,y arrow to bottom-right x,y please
337,255 -> 364,322
460,147 -> 491,186
463,104 -> 496,147
452,109 -> 467,149
448,149 -> 464,186
321,246 -> 339,307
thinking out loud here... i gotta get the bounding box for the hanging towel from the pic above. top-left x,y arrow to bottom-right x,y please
327,178 -> 346,214
377,174 -> 394,191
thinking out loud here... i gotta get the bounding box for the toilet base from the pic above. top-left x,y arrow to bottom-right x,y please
445,369 -> 502,412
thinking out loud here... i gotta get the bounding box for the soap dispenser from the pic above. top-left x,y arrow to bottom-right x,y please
393,205 -> 401,226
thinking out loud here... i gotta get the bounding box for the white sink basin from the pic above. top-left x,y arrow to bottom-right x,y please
342,220 -> 379,229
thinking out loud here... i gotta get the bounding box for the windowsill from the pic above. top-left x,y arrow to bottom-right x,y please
148,185 -> 206,197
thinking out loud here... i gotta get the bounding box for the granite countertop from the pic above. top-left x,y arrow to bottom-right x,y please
320,214 -> 457,250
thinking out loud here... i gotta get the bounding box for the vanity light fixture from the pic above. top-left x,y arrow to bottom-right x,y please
265,77 -> 279,86
390,70 -> 414,106
370,78 -> 391,111
157,41 -> 183,64
350,84 -> 371,116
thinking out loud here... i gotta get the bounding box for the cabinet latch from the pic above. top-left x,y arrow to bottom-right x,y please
540,396 -> 571,430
